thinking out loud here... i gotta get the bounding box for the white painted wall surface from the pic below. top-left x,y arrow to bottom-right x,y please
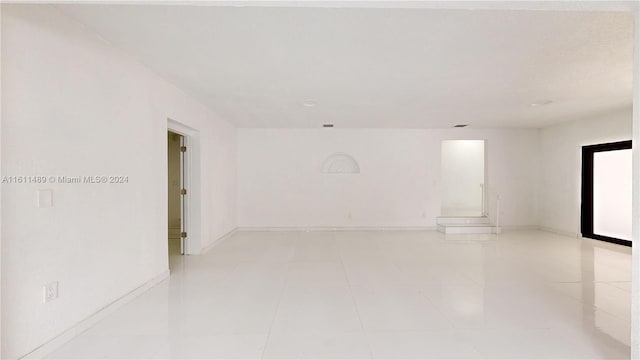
629,8 -> 639,358
539,108 -> 632,237
441,140 -> 485,216
237,128 -> 539,228
0,4 -> 3,356
0,5 -> 237,358
593,149 -> 632,241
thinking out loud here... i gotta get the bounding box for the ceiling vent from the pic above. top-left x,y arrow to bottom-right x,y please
303,99 -> 318,107
530,100 -> 553,107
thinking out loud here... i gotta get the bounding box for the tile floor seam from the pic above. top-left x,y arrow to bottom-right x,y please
419,288 -> 464,332
335,231 -> 375,359
259,239 -> 295,359
547,281 -> 632,324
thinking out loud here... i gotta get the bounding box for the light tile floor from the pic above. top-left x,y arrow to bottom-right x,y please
47,230 -> 631,359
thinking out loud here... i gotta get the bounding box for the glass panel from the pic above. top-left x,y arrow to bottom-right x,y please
593,149 -> 632,241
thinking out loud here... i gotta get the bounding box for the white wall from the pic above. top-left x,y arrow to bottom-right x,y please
0,4 -> 3,356
631,8 -> 640,358
539,108 -> 632,237
1,5 -> 237,358
237,128 -> 539,228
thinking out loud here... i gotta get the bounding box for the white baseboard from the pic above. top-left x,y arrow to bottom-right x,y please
236,226 -> 547,234
540,226 -> 581,238
501,225 -> 541,231
200,227 -> 238,254
237,226 -> 437,232
23,269 -> 170,359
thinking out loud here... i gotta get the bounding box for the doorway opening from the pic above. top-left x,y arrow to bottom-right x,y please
581,140 -> 632,247
168,130 -> 187,261
440,140 -> 486,217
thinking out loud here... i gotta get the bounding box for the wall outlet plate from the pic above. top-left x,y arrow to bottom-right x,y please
43,281 -> 58,303
37,189 -> 53,208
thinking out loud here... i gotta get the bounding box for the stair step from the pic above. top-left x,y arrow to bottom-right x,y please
437,223 -> 497,234
436,216 -> 490,225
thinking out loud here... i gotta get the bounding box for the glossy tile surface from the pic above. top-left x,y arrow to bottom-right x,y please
47,231 -> 631,359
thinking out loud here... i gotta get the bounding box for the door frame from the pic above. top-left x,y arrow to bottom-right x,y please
167,118 -> 201,255
581,140 -> 632,247
440,139 -> 487,217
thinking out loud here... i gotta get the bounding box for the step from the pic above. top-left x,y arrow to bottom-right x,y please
437,223 -> 497,235
436,216 -> 490,225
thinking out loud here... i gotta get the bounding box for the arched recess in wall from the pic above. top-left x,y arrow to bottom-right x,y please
321,152 -> 360,174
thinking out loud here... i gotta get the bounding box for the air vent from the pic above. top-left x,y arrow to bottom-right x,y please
323,124 -> 334,128
453,124 -> 468,128
530,100 -> 553,107
303,99 -> 318,107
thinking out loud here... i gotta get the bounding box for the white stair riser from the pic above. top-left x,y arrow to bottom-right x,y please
437,224 -> 496,234
436,217 -> 490,225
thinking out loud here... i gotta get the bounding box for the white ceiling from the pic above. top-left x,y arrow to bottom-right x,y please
57,4 -> 634,128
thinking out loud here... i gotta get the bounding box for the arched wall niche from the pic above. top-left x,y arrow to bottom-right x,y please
321,152 -> 360,174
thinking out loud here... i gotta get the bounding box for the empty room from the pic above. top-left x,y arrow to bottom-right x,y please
2,1 -> 640,359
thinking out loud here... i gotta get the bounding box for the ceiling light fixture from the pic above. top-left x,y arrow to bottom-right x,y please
529,100 -> 553,107
453,124 -> 468,128
302,99 -> 318,107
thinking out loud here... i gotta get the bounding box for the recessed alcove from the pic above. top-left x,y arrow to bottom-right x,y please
321,153 -> 360,174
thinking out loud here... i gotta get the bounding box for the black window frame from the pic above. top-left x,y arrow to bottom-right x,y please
581,140 -> 632,247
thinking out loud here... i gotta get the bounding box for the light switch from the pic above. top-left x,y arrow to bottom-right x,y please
37,189 -> 53,208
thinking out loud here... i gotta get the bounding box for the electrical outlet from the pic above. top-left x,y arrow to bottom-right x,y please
43,281 -> 58,303
37,189 -> 53,208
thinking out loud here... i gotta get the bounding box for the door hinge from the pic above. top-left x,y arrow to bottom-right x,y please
181,231 -> 187,238
180,146 -> 187,152
180,188 -> 187,195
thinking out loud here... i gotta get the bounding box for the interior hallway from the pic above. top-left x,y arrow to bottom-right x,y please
46,230 -> 631,359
